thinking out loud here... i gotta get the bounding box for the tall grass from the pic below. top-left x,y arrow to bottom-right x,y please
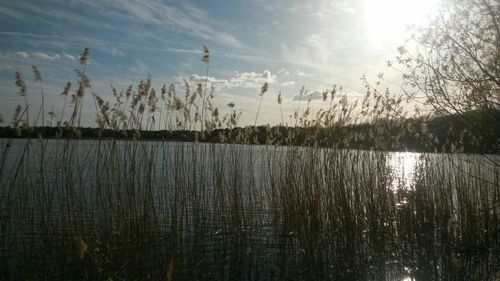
0,47 -> 498,280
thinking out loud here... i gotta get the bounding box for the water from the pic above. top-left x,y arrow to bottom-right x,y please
0,138 -> 498,280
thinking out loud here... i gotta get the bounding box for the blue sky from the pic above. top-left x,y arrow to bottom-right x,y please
0,0 -> 439,127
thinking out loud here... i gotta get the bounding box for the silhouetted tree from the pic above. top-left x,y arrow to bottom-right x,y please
396,0 -> 499,152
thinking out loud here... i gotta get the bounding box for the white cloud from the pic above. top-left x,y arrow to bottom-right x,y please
281,81 -> 295,87
31,52 -> 60,61
228,70 -> 276,88
0,51 -> 71,61
278,68 -> 290,75
295,70 -> 313,77
292,90 -> 324,101
186,74 -> 229,87
182,70 -> 276,90
62,53 -> 76,60
13,51 -> 29,59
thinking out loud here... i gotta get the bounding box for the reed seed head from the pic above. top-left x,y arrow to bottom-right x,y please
75,70 -> 91,88
196,83 -> 203,97
174,97 -> 184,110
77,82 -> 85,97
183,78 -> 190,100
61,82 -> 71,96
209,83 -> 215,99
93,93 -> 104,106
32,65 -> 42,82
79,48 -> 90,65
12,105 -> 21,125
15,72 -> 26,96
138,103 -> 145,114
161,84 -> 166,100
261,82 -> 268,95
202,45 -> 210,64
168,83 -> 175,98
126,85 -> 133,98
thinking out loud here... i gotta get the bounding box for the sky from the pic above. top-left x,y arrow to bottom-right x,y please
0,0 -> 441,127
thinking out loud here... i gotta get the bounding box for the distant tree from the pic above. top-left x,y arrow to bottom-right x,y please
395,0 -> 499,151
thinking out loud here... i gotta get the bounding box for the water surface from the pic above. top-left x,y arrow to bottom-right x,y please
0,138 -> 498,280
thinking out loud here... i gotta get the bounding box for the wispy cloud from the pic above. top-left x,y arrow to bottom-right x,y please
252,0 -> 357,17
0,6 -> 24,20
281,33 -> 342,71
0,65 -> 14,71
0,32 -> 125,57
313,0 -> 358,19
0,1 -> 122,32
126,59 -> 151,76
86,0 -> 244,49
0,51 -> 75,61
219,52 -> 288,64
160,48 -> 200,55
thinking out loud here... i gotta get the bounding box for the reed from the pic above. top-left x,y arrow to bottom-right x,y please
0,47 -> 498,281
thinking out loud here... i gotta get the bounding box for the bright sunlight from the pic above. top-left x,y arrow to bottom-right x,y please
362,0 -> 441,46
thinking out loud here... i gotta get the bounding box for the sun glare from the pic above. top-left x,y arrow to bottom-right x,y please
389,152 -> 421,192
362,0 -> 440,46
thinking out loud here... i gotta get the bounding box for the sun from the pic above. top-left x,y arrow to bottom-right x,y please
362,0 -> 441,46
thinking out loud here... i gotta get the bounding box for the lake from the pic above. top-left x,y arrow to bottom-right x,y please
0,138 -> 498,280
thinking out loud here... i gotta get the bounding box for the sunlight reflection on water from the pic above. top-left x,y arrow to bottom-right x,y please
388,151 -> 422,192
1,139 -> 498,280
